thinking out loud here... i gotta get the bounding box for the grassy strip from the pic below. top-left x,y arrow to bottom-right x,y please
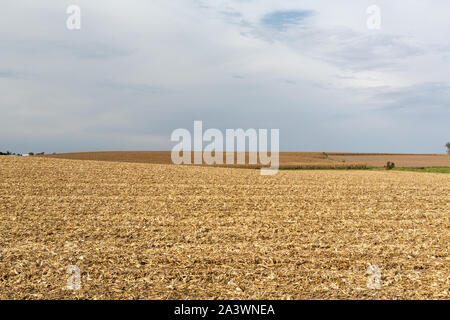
280,166 -> 450,173
280,167 -> 372,171
390,167 -> 450,173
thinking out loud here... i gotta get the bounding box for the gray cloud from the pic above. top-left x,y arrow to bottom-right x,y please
250,26 -> 425,71
377,82 -> 450,112
0,0 -> 449,154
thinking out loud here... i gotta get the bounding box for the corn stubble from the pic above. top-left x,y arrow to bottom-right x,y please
0,157 -> 448,299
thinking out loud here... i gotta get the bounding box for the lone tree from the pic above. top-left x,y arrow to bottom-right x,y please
447,142 -> 450,155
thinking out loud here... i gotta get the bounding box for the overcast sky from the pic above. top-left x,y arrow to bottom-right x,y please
1,0 -> 449,153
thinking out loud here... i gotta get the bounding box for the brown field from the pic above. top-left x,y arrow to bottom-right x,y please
0,156 -> 448,299
327,153 -> 450,168
42,151 -> 450,168
43,151 -> 350,168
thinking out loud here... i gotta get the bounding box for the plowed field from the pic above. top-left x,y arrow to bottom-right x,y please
0,157 -> 448,299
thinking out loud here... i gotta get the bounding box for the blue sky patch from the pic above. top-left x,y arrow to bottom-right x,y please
262,10 -> 315,30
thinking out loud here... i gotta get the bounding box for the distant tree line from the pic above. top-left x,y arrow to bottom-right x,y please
0,151 -> 16,155
0,151 -> 46,156
447,142 -> 450,155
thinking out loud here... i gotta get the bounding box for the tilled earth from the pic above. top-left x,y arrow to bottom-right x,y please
0,157 -> 448,299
